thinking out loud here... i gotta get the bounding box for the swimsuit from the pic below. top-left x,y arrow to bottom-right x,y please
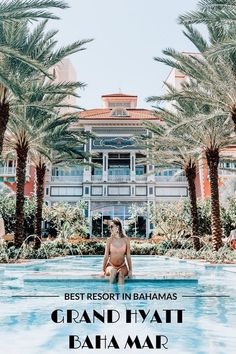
107,260 -> 127,272
106,240 -> 127,272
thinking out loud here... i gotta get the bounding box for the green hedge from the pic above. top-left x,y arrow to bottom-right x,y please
1,239 -> 235,264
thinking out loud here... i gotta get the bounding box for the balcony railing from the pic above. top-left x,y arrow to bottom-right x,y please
108,175 -> 130,182
155,175 -> 187,182
136,175 -> 147,182
91,175 -> 103,182
0,167 -> 16,176
51,175 -> 83,182
219,169 -> 236,177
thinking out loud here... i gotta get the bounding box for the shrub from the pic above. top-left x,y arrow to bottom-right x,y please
0,192 -> 36,235
43,201 -> 89,239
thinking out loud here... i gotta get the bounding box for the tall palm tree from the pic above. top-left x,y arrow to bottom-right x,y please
4,78 -> 86,247
31,116 -> 91,243
147,101 -> 235,250
0,19 -> 91,155
141,115 -> 201,250
0,0 -> 68,22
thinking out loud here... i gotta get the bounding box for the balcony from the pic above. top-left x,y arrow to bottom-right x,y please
155,175 -> 187,183
136,175 -> 147,182
91,175 -> 103,182
51,175 -> 83,182
0,167 -> 16,176
108,175 -> 130,182
219,169 -> 236,177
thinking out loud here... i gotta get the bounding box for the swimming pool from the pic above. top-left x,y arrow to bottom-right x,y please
0,256 -> 235,354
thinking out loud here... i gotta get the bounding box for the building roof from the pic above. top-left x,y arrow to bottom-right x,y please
78,108 -> 160,120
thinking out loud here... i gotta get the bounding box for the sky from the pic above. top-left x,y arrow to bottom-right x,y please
48,0 -> 199,109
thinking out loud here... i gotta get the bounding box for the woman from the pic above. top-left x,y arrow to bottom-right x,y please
101,218 -> 132,284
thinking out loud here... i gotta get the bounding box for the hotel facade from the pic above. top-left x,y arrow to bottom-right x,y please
43,92 -> 188,237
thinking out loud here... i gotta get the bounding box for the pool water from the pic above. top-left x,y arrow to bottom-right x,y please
0,256 -> 235,354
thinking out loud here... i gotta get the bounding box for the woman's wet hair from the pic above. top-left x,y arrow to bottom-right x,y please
110,218 -> 126,238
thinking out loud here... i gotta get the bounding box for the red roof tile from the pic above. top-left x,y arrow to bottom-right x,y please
78,108 -> 160,120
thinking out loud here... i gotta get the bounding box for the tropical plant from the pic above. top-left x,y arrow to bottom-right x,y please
150,21 -> 236,132
150,104 -> 235,250
148,12 -> 236,250
0,190 -> 36,235
0,0 -> 68,22
32,115 -> 91,244
139,109 -> 201,250
42,201 -> 89,239
0,19 -> 92,155
179,0 -> 236,59
0,18 -> 91,247
4,86 -> 87,248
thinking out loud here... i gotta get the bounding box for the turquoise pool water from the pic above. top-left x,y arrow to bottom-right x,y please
0,256 -> 235,354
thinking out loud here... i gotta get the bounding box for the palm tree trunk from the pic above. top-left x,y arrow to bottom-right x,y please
206,148 -> 223,251
15,141 -> 29,248
231,109 -> 236,133
35,161 -> 46,248
0,100 -> 9,156
185,163 -> 200,251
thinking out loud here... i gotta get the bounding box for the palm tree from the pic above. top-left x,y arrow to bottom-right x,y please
147,101 -> 236,250
141,116 -> 201,250
31,116 -> 91,244
0,19 -> 92,155
3,77 -> 86,247
148,1 -> 236,250
0,0 -> 68,22
179,1 -> 236,63
150,23 -> 236,133
179,0 -> 236,25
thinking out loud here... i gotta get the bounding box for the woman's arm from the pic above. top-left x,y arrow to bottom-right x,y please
101,239 -> 110,275
126,238 -> 132,278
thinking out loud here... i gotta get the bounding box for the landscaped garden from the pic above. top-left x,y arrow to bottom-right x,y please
0,191 -> 235,263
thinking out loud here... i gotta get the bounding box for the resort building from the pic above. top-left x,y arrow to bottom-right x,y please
44,93 -> 188,237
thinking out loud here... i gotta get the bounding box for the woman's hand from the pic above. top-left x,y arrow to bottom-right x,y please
100,271 -> 105,277
128,271 -> 133,278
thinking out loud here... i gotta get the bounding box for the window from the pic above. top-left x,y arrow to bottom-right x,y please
155,187 -> 188,197
136,186 -> 147,196
108,186 -> 130,196
136,166 -> 145,175
111,108 -> 128,117
108,102 -> 131,108
91,186 -> 103,196
50,186 -> 83,196
52,167 -> 83,177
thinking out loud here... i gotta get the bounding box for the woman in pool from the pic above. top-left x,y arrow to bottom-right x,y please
101,218 -> 132,284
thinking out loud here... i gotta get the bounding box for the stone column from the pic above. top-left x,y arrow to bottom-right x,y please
130,152 -> 136,182
103,152 -> 108,182
147,164 -> 155,182
83,127 -> 92,183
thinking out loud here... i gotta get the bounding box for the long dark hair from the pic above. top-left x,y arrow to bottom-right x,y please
111,218 -> 126,238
